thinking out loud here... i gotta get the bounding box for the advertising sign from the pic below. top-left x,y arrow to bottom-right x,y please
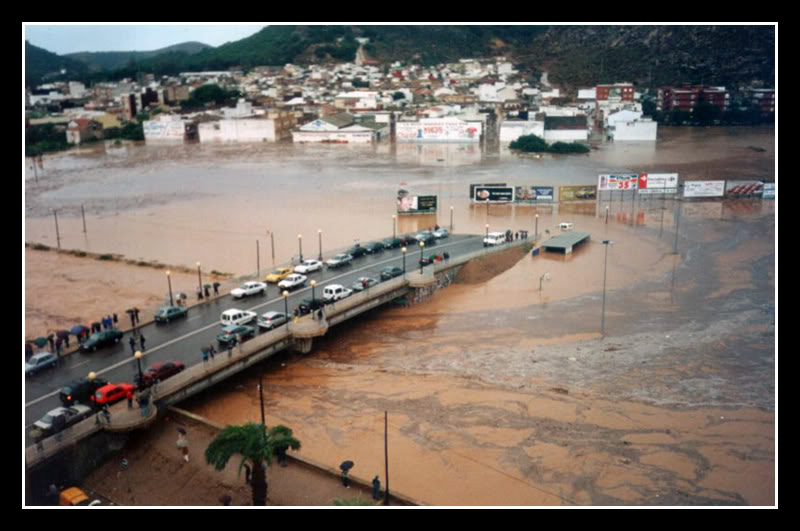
514,186 -> 554,203
397,190 -> 438,213
473,186 -> 514,203
559,185 -> 597,202
763,183 -> 775,199
725,180 -> 764,198
598,174 -> 639,191
682,181 -> 725,198
638,173 -> 679,194
396,118 -> 482,142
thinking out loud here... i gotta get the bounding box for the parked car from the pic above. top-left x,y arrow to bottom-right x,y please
154,305 -> 188,323
59,377 -> 109,407
141,361 -> 185,387
326,253 -> 353,269
483,232 -> 507,246
94,383 -> 136,407
346,244 -> 367,258
231,281 -> 267,299
433,227 -> 449,238
80,329 -> 123,352
323,284 -> 353,302
297,298 -> 326,316
257,311 -> 289,330
382,237 -> 403,249
31,404 -> 92,440
416,232 -> 437,246
351,277 -> 379,292
278,273 -> 307,291
59,487 -> 101,506
380,266 -> 404,281
398,234 -> 417,246
265,267 -> 293,283
419,256 -> 435,267
25,352 -> 59,376
364,241 -> 385,254
217,324 -> 255,346
294,259 -> 323,274
220,309 -> 258,327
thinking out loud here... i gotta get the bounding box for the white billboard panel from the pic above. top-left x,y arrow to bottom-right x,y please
598,174 -> 639,191
683,181 -> 725,198
638,173 -> 678,194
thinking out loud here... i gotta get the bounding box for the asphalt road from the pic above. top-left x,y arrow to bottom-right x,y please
25,233 -> 490,433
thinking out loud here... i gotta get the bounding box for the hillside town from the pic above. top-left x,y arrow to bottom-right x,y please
26,52 -> 775,151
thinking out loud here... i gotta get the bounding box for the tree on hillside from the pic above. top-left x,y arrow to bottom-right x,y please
205,423 -> 301,506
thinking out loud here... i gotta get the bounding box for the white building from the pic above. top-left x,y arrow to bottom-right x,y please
578,88 -> 596,100
499,120 -> 545,142
143,114 -> 191,142
608,118 -> 657,141
292,113 -> 384,143
396,116 -> 482,143
605,109 -> 643,129
543,116 -> 588,144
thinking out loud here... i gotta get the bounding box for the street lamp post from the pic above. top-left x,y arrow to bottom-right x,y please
535,215 -> 538,240
134,350 -> 144,388
166,270 -> 174,306
402,246 -> 407,278
450,206 -> 454,231
311,280 -> 316,301
605,205 -> 610,224
318,229 -> 323,261
419,241 -> 425,273
283,291 -> 290,329
196,262 -> 203,300
297,234 -> 303,263
392,215 -> 396,239
601,240 -> 613,335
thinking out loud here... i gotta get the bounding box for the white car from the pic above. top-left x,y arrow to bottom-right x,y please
230,281 -> 267,299
278,273 -> 307,291
433,228 -> 449,238
257,311 -> 289,330
32,404 -> 92,439
325,253 -> 353,269
294,259 -> 323,274
323,284 -> 353,302
220,309 -> 258,327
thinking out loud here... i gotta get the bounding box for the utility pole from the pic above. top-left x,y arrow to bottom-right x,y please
53,210 -> 61,249
384,410 -> 389,506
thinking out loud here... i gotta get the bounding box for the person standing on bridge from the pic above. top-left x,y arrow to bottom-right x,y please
129,335 -> 136,354
139,333 -> 146,351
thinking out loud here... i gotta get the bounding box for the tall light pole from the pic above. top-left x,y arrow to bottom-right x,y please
535,215 -> 538,240
419,241 -> 425,273
196,262 -> 203,300
601,240 -> 613,335
402,246 -> 407,278
318,229 -> 323,260
297,234 -> 303,263
450,206 -> 454,231
605,205 -> 610,224
134,350 -> 144,389
392,215 -> 396,239
283,291 -> 290,328
311,280 -> 317,301
166,270 -> 174,306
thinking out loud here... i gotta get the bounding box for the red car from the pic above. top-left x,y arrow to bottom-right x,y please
94,383 -> 136,407
141,360 -> 185,387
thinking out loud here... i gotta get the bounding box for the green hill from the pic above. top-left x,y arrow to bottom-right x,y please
25,40 -> 89,88
64,41 -> 212,73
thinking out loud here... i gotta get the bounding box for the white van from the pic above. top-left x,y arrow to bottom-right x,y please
559,222 -> 574,231
220,309 -> 257,327
323,284 -> 353,302
483,232 -> 507,246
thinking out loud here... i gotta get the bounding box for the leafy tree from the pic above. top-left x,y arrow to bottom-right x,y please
205,423 -> 301,506
509,134 -> 549,153
392,91 -> 406,101
25,124 -> 70,156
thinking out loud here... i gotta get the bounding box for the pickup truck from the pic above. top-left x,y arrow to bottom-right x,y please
325,253 -> 353,269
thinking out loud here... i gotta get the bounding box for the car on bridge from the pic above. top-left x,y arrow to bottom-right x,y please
94,383 -> 136,407
364,241 -> 385,254
31,404 -> 93,441
294,259 -> 323,274
398,234 -> 418,246
265,267 -> 293,283
231,281 -> 267,299
347,244 -> 367,259
323,284 -> 353,302
297,298 -> 326,316
326,253 -> 353,269
217,324 -> 255,346
382,237 -> 403,249
380,266 -> 404,281
278,273 -> 308,291
220,309 -> 257,327
80,329 -> 124,352
59,376 -> 109,407
25,352 -> 59,376
351,277 -> 379,292
416,231 -> 437,246
433,227 -> 449,238
257,311 -> 289,330
141,361 -> 185,387
154,305 -> 188,323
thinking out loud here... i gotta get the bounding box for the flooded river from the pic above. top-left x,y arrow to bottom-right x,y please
24,126 -> 776,505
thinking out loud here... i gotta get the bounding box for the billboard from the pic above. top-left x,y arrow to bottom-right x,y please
396,118 -> 482,142
397,190 -> 438,213
763,183 -> 775,199
638,173 -> 679,194
598,174 -> 639,191
683,181 -> 725,198
514,186 -> 555,203
473,186 -> 514,203
559,185 -> 597,202
725,180 -> 764,198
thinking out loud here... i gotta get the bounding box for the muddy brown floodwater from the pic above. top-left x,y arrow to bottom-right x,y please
25,126 -> 775,505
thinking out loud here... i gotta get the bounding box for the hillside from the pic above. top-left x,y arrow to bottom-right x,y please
25,41 -> 89,88
64,41 -> 212,73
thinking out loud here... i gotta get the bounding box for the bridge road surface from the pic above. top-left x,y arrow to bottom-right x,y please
25,234 -> 491,442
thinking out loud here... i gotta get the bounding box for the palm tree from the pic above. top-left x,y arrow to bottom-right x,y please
205,422 -> 301,506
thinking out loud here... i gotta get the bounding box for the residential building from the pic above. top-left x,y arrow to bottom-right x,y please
66,119 -> 103,144
143,114 -> 194,142
657,84 -> 729,113
745,88 -> 775,115
197,110 -> 295,143
396,116 -> 482,143
608,117 -> 657,141
292,112 -> 380,143
499,120 -> 545,142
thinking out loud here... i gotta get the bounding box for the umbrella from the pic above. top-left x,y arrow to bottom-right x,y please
32,337 -> 48,348
339,460 -> 354,472
213,282 -> 221,288
204,284 -> 212,289
56,330 -> 70,339
176,427 -> 186,435
71,325 -> 89,337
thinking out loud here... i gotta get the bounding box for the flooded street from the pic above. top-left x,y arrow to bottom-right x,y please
24,126 -> 775,505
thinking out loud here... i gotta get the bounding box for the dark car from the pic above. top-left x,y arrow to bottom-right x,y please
382,237 -> 403,249
380,266 -> 404,281
347,245 -> 367,258
59,376 -> 109,407
416,232 -> 437,246
141,360 -> 185,387
154,305 -> 188,323
364,241 -> 385,254
217,324 -> 255,346
398,234 -> 417,246
297,298 -> 327,316
351,277 -> 379,292
80,329 -> 123,352
419,256 -> 435,267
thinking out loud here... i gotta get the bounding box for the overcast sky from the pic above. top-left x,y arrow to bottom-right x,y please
24,23 -> 267,55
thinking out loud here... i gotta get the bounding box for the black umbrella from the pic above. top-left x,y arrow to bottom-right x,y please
213,282 -> 221,288
339,460 -> 354,472
71,325 -> 89,336
32,337 -> 48,348
56,330 -> 70,339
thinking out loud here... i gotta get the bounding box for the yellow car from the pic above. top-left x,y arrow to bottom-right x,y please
265,267 -> 293,283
